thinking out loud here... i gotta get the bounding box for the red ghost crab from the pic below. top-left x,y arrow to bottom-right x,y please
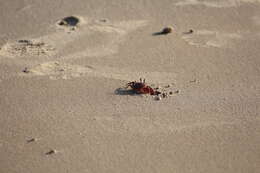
126,78 -> 161,95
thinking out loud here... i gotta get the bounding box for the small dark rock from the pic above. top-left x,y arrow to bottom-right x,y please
174,90 -> 180,94
162,93 -> 168,98
100,19 -> 107,22
153,26 -> 173,36
27,138 -> 37,143
46,149 -> 57,155
155,96 -> 162,101
161,27 -> 173,34
23,67 -> 30,73
183,29 -> 194,35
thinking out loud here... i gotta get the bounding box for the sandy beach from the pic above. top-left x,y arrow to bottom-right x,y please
0,0 -> 259,172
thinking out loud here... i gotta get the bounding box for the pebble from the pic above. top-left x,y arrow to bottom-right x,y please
100,19 -> 107,23
161,26 -> 173,34
27,138 -> 37,143
155,96 -> 162,101
22,67 -> 30,73
165,84 -> 171,88
183,29 -> 194,34
46,149 -> 57,155
162,93 -> 168,98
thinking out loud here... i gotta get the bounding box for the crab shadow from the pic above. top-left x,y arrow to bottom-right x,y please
114,88 -> 137,95
152,32 -> 166,36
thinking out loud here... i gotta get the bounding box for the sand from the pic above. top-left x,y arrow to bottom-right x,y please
0,0 -> 259,173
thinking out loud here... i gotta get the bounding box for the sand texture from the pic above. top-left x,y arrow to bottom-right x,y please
0,0 -> 260,173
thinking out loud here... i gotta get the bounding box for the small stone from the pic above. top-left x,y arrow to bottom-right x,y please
23,67 -> 30,73
183,29 -> 194,35
190,79 -> 197,83
161,27 -> 173,34
46,149 -> 57,155
165,84 -> 171,88
27,138 -> 37,143
155,96 -> 162,101
162,93 -> 168,98
174,90 -> 180,94
100,19 -> 107,22
155,86 -> 161,90
59,20 -> 67,26
169,91 -> 173,95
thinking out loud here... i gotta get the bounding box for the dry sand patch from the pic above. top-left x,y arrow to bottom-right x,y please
175,0 -> 260,8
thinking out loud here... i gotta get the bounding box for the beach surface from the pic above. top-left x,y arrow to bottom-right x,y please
0,0 -> 259,173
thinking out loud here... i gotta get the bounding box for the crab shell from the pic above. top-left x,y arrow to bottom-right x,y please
127,82 -> 158,95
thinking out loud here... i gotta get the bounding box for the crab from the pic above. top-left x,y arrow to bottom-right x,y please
126,78 -> 160,95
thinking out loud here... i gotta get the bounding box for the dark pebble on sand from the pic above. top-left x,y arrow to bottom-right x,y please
46,149 -> 57,155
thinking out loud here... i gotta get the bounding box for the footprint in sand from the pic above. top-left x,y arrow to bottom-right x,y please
52,16 -> 147,59
21,61 -> 176,83
0,16 -> 147,60
55,18 -> 148,59
0,39 -> 55,58
20,61 -> 92,80
182,30 -> 242,48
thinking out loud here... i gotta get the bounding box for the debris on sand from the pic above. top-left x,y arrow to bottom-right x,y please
22,67 -> 30,73
46,149 -> 57,155
155,95 -> 162,101
183,29 -> 194,34
153,26 -> 174,35
27,138 -> 37,143
161,27 -> 173,34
